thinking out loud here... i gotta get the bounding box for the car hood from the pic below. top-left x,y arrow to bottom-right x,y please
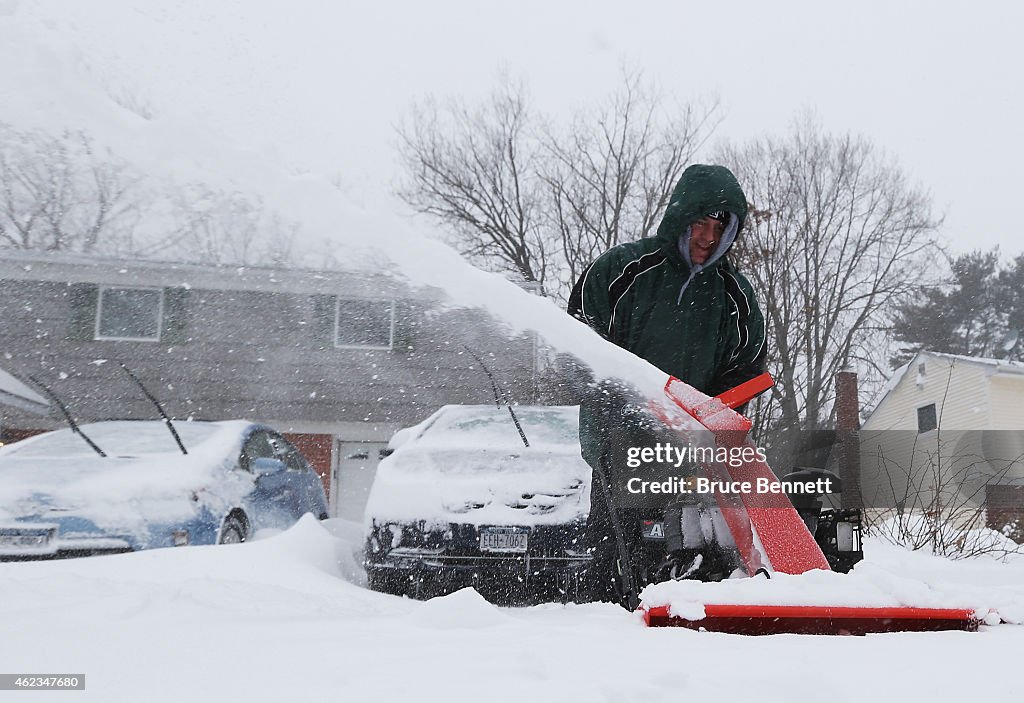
364,447 -> 592,528
0,422 -> 253,533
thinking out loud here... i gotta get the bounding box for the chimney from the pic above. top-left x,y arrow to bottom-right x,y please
836,371 -> 863,510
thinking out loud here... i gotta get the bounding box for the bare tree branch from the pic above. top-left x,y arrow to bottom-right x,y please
395,72 -> 719,302
719,116 -> 942,443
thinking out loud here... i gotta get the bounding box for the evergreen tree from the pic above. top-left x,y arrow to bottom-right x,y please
892,249 -> 1022,364
997,254 -> 1024,360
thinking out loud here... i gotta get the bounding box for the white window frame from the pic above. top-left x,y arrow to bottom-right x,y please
95,286 -> 164,342
334,297 -> 395,350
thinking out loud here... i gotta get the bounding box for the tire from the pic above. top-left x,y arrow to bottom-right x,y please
218,514 -> 247,544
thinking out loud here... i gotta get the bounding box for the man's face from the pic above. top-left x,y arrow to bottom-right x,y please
689,216 -> 726,265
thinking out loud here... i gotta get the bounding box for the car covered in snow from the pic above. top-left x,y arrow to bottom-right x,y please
363,404 -> 591,603
0,420 -> 329,560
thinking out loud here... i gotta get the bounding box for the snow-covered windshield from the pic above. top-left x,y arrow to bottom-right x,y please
366,405 -> 590,524
0,421 -> 224,458
415,406 -> 580,451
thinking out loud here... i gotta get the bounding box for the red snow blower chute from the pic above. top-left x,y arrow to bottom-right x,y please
618,372 -> 980,635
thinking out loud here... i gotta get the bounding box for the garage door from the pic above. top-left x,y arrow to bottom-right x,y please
332,440 -> 388,521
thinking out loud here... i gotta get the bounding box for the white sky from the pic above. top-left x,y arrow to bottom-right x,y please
11,0 -> 1024,260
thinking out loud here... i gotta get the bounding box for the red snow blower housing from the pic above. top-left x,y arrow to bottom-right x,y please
630,373 -> 979,635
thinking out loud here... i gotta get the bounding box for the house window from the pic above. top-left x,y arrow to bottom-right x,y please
334,298 -> 394,350
917,403 -> 937,433
95,286 -> 164,341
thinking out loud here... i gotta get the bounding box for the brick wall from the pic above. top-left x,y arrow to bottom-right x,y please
285,432 -> 334,500
986,485 -> 1024,542
0,427 -> 46,445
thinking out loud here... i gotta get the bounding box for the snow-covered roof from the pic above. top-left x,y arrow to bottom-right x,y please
0,250 -> 545,302
876,351 -> 1024,402
0,366 -> 49,415
0,249 -> 408,299
919,351 -> 1024,375
873,360 -> 912,405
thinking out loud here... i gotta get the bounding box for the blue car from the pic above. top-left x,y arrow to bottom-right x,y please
0,420 -> 328,560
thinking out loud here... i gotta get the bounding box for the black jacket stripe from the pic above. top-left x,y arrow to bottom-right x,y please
608,251 -> 667,338
567,262 -> 592,323
719,267 -> 751,357
567,260 -> 612,341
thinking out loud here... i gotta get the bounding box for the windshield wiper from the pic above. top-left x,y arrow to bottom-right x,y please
120,363 -> 187,455
27,375 -> 107,457
462,345 -> 529,448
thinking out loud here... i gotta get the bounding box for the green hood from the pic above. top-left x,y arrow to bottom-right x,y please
655,164 -> 748,256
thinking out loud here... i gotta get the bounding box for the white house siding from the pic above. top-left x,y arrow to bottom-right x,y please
861,354 -> 995,513
863,354 -> 992,433
988,374 -> 1024,430
983,374 -> 1024,485
860,354 -> 1024,523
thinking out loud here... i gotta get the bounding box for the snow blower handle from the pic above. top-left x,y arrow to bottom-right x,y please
714,372 -> 774,410
661,372 -> 774,428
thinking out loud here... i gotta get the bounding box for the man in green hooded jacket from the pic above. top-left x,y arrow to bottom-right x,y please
567,163 -> 766,603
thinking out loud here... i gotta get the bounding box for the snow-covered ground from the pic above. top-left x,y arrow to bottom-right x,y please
2,517 -> 1022,703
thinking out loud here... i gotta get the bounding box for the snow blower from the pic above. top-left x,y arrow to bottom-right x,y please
605,372 -> 981,635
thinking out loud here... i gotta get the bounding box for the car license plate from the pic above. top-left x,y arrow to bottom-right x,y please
479,527 -> 528,553
0,525 -> 56,551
